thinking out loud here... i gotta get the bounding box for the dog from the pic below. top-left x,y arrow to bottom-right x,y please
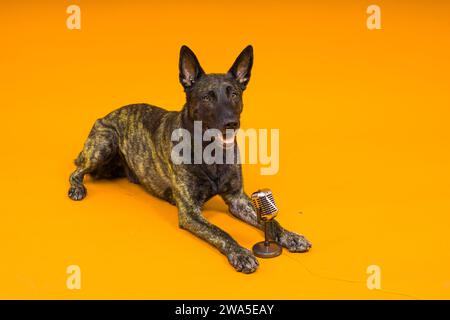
68,45 -> 311,273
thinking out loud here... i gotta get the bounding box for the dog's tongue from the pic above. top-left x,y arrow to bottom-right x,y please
216,131 -> 236,147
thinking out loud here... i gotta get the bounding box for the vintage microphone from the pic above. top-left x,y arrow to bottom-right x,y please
251,189 -> 282,258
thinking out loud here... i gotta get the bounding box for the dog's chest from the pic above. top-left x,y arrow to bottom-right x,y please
197,164 -> 241,198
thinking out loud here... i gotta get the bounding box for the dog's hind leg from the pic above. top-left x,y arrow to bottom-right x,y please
222,190 -> 312,253
68,120 -> 118,201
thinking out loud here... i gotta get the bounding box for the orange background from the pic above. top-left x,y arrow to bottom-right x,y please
1,0 -> 449,299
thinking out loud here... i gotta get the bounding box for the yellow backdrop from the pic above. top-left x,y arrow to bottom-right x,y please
1,0 -> 449,299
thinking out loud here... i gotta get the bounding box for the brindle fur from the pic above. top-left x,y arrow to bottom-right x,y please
68,46 -> 311,273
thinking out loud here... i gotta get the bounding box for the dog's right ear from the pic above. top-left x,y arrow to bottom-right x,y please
179,45 -> 205,90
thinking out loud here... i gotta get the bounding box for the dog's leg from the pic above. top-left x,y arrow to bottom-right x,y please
68,120 -> 118,201
175,195 -> 259,273
222,191 -> 312,252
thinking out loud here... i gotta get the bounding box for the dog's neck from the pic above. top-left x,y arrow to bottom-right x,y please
180,104 -> 194,134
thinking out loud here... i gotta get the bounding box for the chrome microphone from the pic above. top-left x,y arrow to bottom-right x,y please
251,189 -> 282,258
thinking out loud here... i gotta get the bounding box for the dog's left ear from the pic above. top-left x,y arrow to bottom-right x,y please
228,45 -> 253,90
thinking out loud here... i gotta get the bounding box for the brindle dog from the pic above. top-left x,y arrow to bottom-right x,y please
68,46 -> 311,273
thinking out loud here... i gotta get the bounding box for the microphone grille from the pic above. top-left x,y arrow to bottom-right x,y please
251,189 -> 278,215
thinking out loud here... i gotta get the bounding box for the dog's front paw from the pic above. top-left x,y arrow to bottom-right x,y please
278,230 -> 312,252
68,185 -> 87,201
227,248 -> 259,274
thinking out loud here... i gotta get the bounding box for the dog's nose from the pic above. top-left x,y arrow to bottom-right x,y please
224,121 -> 239,130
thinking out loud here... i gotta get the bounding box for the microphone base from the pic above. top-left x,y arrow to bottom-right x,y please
252,241 -> 282,258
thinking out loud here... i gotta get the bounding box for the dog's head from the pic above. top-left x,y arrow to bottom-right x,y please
179,45 -> 253,148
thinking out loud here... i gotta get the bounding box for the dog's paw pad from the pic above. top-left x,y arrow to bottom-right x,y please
278,231 -> 312,253
227,248 -> 259,274
68,185 -> 87,201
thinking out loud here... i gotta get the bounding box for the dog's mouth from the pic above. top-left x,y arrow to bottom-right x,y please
213,130 -> 237,149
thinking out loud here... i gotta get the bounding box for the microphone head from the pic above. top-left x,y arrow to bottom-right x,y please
251,189 -> 278,221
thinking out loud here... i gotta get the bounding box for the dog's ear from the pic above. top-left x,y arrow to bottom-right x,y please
228,45 -> 253,90
179,45 -> 205,90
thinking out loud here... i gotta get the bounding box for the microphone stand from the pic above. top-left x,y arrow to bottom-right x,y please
264,221 -> 270,247
252,204 -> 282,258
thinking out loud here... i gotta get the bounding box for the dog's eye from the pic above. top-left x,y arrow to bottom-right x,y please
229,90 -> 240,99
201,95 -> 211,102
